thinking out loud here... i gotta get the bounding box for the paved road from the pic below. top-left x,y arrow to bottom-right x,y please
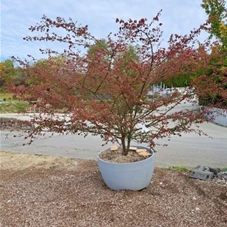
1,117 -> 227,168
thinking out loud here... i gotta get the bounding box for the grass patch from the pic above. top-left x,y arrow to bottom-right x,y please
0,93 -> 13,100
169,166 -> 191,172
0,100 -> 29,113
220,167 -> 227,172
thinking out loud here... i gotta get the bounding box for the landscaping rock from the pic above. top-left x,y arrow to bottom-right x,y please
190,166 -> 227,187
217,171 -> 227,181
190,166 -> 215,180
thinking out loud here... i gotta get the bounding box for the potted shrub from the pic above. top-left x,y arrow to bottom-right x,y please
9,11 -> 217,190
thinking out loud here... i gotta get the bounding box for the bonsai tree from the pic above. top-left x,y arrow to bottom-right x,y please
9,11 -> 219,155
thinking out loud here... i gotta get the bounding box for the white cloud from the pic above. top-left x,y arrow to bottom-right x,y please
1,0 -> 208,61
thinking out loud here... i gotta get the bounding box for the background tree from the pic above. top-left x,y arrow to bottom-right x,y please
195,0 -> 227,108
201,0 -> 227,48
0,59 -> 15,89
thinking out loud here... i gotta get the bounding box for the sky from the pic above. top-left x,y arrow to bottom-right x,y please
1,0 -> 209,62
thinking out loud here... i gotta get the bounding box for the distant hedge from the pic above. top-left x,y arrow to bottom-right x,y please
163,73 -> 192,87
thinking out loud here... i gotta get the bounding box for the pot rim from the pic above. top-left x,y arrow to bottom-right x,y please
97,145 -> 155,165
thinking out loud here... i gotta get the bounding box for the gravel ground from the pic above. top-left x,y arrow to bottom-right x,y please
0,151 -> 227,227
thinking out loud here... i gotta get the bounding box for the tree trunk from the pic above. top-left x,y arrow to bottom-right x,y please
121,136 -> 131,156
121,137 -> 128,155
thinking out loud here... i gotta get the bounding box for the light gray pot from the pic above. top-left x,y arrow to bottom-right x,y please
97,146 -> 155,191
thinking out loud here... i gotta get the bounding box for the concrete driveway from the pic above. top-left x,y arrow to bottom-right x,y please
1,113 -> 227,168
153,122 -> 227,168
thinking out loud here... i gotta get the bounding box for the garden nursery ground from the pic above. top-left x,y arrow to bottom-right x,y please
0,151 -> 226,227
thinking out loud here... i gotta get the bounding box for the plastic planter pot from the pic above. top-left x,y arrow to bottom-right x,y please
97,146 -> 155,191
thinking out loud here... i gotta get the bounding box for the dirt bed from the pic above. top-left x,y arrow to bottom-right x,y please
0,151 -> 227,227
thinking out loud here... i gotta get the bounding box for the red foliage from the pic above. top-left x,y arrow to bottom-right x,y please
9,11 -> 223,155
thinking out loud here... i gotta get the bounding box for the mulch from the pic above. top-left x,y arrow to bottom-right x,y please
1,160 -> 227,227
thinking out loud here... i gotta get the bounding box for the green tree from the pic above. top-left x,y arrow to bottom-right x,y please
0,59 -> 15,89
0,59 -> 14,79
87,39 -> 109,59
117,45 -> 139,78
198,0 -> 227,108
201,0 -> 227,48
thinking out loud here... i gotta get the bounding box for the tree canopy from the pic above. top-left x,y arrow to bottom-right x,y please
8,11 -> 225,154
